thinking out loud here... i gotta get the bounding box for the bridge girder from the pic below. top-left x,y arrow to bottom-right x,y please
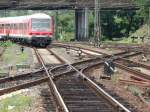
0,0 -> 138,10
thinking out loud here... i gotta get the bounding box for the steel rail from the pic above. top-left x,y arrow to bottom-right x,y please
67,63 -> 131,112
48,49 -> 131,112
49,49 -> 142,73
54,42 -> 150,54
0,49 -> 142,100
115,62 -> 150,80
80,58 -> 150,82
0,77 -> 48,96
0,68 -> 43,84
52,42 -> 143,59
47,49 -> 66,64
34,48 -> 69,112
52,43 -> 108,55
0,49 -> 143,112
120,58 -> 150,70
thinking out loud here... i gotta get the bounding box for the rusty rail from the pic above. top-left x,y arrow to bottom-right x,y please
0,68 -> 43,84
48,49 -> 131,112
0,77 -> 48,96
115,62 -> 150,80
120,58 -> 150,70
34,48 -> 69,112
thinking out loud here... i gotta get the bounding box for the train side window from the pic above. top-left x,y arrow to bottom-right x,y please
2,24 -> 4,29
14,24 -> 17,29
5,24 -> 10,29
18,23 -> 20,29
12,24 -> 14,29
16,24 -> 19,30
10,24 -> 12,29
19,23 -> 22,30
21,24 -> 23,29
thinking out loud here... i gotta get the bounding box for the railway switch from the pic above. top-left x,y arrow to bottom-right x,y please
104,60 -> 115,76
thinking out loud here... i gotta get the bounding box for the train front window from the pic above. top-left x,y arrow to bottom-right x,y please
32,19 -> 50,31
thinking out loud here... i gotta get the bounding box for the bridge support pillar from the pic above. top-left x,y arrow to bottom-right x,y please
75,8 -> 89,41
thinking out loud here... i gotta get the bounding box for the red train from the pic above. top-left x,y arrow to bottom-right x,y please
0,13 -> 54,47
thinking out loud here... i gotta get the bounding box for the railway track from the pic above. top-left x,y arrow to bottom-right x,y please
36,48 -> 132,112
0,69 -> 47,95
48,48 -> 141,111
55,72 -> 116,112
49,48 -> 142,76
58,42 -> 149,53
51,42 -> 143,59
0,48 -> 145,93
49,44 -> 150,81
0,46 -> 148,112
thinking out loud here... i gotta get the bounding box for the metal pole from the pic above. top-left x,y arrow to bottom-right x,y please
84,8 -> 88,40
148,7 -> 150,38
94,0 -> 97,41
99,0 -> 101,44
94,0 -> 101,46
55,11 -> 59,40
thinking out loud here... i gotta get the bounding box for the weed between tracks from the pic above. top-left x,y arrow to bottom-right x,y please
126,85 -> 142,96
3,45 -> 28,64
0,94 -> 32,112
111,73 -> 119,85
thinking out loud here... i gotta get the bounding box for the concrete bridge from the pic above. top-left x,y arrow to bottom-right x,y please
0,0 -> 138,10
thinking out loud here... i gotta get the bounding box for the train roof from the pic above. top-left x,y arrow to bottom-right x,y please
0,13 -> 51,23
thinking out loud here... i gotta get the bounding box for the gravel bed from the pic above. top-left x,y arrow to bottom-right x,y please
84,65 -> 150,112
51,47 -> 91,63
68,43 -> 122,55
129,54 -> 150,66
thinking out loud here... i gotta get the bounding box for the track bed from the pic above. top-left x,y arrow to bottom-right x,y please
55,73 -> 116,112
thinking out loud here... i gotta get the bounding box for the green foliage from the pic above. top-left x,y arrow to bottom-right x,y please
89,11 -> 95,38
126,85 -> 142,96
134,0 -> 149,22
101,10 -> 145,40
54,11 -> 75,41
0,41 -> 13,47
59,32 -> 74,42
0,94 -> 32,112
16,52 -> 28,64
104,37 -> 142,44
59,12 -> 75,32
111,74 -> 119,84
2,44 -> 28,64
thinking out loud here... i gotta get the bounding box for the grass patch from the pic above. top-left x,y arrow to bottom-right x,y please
3,46 -> 28,65
103,37 -> 142,44
0,41 -> 14,47
111,73 -> 119,85
126,85 -> 142,96
0,94 -> 32,112
2,49 -> 15,64
58,32 -> 74,42
16,52 -> 28,64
